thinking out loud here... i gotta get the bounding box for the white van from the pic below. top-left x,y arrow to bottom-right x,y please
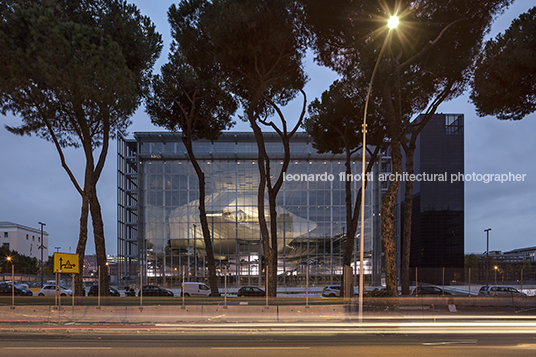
181,282 -> 212,297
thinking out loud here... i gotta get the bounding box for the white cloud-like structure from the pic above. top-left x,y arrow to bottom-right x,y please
167,192 -> 317,254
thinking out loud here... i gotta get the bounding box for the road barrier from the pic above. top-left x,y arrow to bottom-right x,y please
1,296 -> 535,324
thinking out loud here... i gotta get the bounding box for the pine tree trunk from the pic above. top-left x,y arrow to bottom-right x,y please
250,121 -> 277,299
401,144 -> 415,295
88,181 -> 109,301
75,193 -> 89,303
381,141 -> 402,294
184,137 -> 220,297
342,152 -> 357,298
245,88 -> 303,300
268,187 -> 279,300
256,152 -> 274,298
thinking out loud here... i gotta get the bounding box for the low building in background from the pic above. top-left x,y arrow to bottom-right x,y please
503,247 -> 536,262
0,221 -> 49,261
83,254 -> 118,285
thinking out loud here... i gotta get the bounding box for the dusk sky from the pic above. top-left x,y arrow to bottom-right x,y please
1,0 -> 534,258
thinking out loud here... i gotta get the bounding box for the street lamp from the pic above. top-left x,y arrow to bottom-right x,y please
388,16 -> 399,29
359,15 -> 399,323
485,228 -> 491,286
7,256 -> 14,307
494,265 -> 498,294
38,222 -> 46,288
193,224 -> 197,280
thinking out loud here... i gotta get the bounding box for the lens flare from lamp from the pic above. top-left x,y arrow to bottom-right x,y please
388,16 -> 399,29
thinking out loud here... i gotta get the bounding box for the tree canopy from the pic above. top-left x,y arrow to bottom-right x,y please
146,0 -> 237,295
0,0 -> 162,297
306,77 -> 367,155
471,6 -> 536,120
195,0 -> 308,297
1,0 -> 161,144
148,0 -> 236,140
304,73 -> 385,296
147,53 -> 236,140
302,0 -> 512,293
0,247 -> 39,275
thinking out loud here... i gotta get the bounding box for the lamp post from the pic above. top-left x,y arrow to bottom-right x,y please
494,265 -> 498,294
7,256 -> 14,307
359,15 -> 399,323
193,224 -> 197,280
38,222 -> 46,288
187,230 -> 190,282
485,228 -> 491,286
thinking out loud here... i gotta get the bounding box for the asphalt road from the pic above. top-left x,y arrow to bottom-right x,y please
2,330 -> 536,356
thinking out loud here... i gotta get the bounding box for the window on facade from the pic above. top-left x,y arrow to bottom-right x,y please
2,243 -> 8,249
446,114 -> 463,135
38,237 -> 40,242
33,236 -> 35,241
26,234 -> 29,240
3,232 -> 7,238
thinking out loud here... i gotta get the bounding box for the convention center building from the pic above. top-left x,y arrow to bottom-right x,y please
118,131 -> 382,288
117,114 -> 464,288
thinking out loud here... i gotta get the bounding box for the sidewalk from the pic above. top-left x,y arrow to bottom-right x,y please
1,296 -> 535,326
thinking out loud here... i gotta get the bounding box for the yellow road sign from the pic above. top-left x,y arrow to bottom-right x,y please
53,252 -> 79,273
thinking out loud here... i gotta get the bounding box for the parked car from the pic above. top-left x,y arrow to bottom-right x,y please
87,285 -> 120,297
13,281 -> 29,289
322,285 -> 358,297
412,286 -> 451,295
124,286 -> 136,296
138,285 -> 174,297
180,282 -> 212,297
478,285 -> 525,297
0,282 -> 33,296
322,285 -> 341,297
37,284 -> 72,296
237,286 -> 266,297
367,287 -> 402,297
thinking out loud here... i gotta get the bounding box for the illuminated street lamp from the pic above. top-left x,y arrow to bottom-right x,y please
359,15 -> 399,323
494,265 -> 498,294
388,16 -> 399,29
7,256 -> 14,307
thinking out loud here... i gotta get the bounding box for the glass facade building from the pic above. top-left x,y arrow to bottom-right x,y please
117,114 -> 464,289
118,132 -> 381,288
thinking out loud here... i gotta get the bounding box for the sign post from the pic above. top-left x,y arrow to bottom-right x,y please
53,252 -> 79,310
72,274 -> 75,319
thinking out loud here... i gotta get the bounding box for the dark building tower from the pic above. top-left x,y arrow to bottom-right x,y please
405,114 -> 464,284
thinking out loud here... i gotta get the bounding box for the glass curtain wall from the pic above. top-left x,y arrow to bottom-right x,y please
122,132 -> 376,289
